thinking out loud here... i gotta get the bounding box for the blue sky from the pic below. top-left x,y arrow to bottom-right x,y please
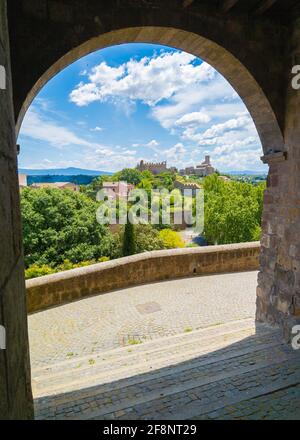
18,43 -> 267,173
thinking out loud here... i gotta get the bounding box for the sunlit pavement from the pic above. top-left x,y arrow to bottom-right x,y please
29,271 -> 258,368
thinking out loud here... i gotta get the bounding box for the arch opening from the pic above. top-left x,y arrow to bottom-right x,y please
21,38 -> 266,372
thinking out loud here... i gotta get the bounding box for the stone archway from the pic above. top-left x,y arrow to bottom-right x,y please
2,0 -> 300,420
16,26 -> 284,156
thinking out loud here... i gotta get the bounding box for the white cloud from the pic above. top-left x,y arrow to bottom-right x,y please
70,52 -> 215,107
150,73 -> 241,131
164,143 -> 187,167
21,107 -> 96,148
91,126 -> 103,132
175,111 -> 211,127
123,150 -> 137,155
200,115 -> 250,140
19,104 -> 141,172
212,137 -> 257,156
212,148 -> 264,171
146,140 -> 159,147
69,49 -> 264,172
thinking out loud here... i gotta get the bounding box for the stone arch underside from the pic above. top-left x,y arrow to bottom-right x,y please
15,26 -> 284,155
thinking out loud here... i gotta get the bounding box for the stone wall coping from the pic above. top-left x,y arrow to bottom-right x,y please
26,242 -> 260,288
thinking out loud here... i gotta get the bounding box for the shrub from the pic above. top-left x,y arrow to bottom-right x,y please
25,264 -> 56,279
159,229 -> 185,249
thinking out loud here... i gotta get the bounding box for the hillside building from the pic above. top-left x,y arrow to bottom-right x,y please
31,182 -> 80,192
180,156 -> 215,177
137,160 -> 177,175
174,180 -> 201,197
102,181 -> 135,200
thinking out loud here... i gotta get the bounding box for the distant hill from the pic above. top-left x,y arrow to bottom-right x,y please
27,175 -> 104,186
227,170 -> 267,176
19,167 -> 113,176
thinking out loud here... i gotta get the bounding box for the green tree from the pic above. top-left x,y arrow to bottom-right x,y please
21,187 -> 119,268
122,218 -> 136,256
113,168 -> 143,185
202,174 -> 264,245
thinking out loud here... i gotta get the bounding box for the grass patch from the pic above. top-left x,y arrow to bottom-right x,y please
127,339 -> 142,346
184,328 -> 193,333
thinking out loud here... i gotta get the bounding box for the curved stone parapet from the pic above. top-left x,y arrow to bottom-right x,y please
26,242 -> 260,314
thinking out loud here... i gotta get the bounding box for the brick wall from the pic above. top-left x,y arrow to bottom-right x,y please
256,17 -> 300,341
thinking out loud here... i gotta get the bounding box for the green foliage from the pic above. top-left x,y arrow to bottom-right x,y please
21,187 -> 118,268
22,168 -> 265,278
159,229 -> 185,249
122,220 -> 136,256
112,168 -> 143,185
202,174 -> 265,245
25,264 -> 56,279
25,257 -> 111,280
134,224 -> 165,253
80,175 -> 107,200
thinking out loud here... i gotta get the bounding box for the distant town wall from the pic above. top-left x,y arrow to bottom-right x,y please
26,242 -> 260,314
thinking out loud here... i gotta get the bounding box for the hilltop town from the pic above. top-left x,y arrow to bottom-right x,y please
136,155 -> 215,177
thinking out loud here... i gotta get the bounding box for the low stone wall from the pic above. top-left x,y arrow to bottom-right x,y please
26,242 -> 260,314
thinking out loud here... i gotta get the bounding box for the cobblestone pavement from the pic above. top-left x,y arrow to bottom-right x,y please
29,271 -> 258,369
33,320 -> 300,420
195,384 -> 300,420
30,271 -> 300,420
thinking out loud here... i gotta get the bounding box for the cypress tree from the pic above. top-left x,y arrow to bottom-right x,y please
123,214 -> 136,256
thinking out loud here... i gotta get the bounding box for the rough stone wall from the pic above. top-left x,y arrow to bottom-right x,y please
26,242 -> 260,314
256,17 -> 300,341
0,0 -> 33,420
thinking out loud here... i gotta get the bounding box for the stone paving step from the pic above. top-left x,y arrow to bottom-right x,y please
32,326 -> 281,399
95,357 -> 300,421
32,318 -> 273,383
193,383 -> 300,420
33,322 -> 300,420
32,318 -> 257,377
36,351 -> 299,420
32,319 -> 276,396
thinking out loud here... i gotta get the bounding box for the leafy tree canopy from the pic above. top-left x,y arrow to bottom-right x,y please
21,187 -> 120,268
202,174 -> 265,245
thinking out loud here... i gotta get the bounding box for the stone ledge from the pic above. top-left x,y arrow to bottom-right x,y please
261,151 -> 288,164
26,242 -> 260,314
